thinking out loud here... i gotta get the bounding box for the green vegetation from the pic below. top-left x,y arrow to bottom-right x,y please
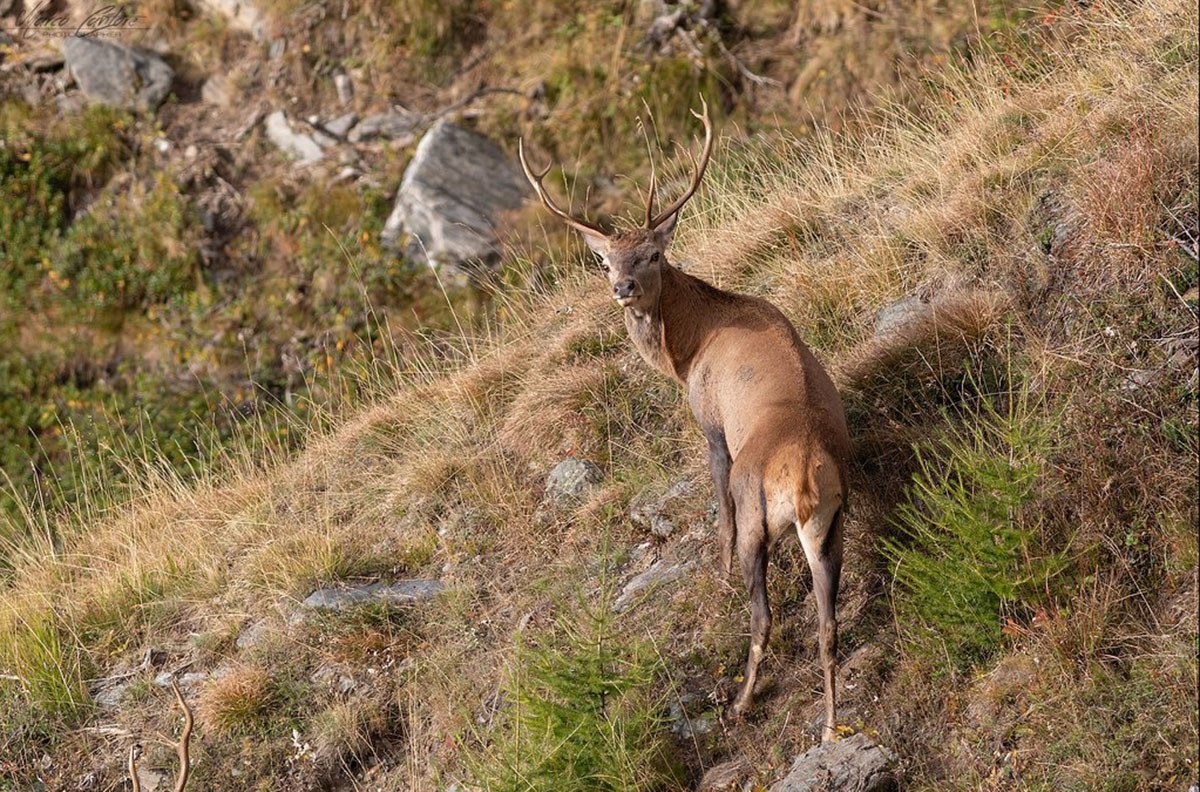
881,387 -> 1067,670
471,594 -> 680,792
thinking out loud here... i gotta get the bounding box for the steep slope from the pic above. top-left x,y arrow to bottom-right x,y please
1,1 -> 1196,790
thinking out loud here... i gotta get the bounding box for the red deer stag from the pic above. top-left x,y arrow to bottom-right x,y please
127,678 -> 193,791
518,98 -> 850,739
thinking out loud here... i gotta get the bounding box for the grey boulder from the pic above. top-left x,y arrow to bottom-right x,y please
61,36 -> 173,111
770,733 -> 897,792
381,120 -> 530,277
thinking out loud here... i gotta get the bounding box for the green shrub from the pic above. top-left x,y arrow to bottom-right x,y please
0,102 -> 127,298
470,596 -> 681,792
51,173 -> 198,313
881,389 -> 1069,669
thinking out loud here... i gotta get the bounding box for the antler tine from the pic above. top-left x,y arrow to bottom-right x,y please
644,165 -> 657,228
518,138 -> 608,240
128,746 -> 142,792
648,94 -> 714,230
171,678 -> 193,792
637,111 -> 659,229
127,678 -> 193,792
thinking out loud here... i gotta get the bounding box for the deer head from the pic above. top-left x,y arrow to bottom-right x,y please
519,96 -> 713,314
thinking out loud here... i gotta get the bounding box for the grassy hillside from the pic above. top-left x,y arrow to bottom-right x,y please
1,1 -> 1197,790
0,0 -> 1039,538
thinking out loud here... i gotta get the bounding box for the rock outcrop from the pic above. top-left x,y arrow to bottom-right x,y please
541,457 -> 604,506
770,733 -> 897,792
348,108 -> 423,144
380,120 -> 530,278
60,36 -> 173,111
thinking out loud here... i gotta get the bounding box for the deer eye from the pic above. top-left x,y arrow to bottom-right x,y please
649,251 -> 660,263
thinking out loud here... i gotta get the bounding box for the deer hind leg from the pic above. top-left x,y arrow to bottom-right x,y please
730,470 -> 769,716
799,503 -> 843,742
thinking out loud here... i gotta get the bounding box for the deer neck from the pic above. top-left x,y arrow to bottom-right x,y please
623,265 -> 715,383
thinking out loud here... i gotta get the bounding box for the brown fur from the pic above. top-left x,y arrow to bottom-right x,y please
524,106 -> 849,738
592,225 -> 850,739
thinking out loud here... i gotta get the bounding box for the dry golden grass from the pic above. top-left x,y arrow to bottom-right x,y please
197,665 -> 278,734
1,1 -> 1196,788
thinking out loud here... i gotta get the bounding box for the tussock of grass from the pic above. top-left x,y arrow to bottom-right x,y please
198,665 -> 279,734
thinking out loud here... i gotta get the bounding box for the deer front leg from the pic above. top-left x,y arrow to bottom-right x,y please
705,428 -> 736,577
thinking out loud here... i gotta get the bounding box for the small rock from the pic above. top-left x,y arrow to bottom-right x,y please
613,558 -> 693,612
235,620 -> 271,651
134,767 -> 167,792
264,110 -> 324,164
668,693 -> 716,740
60,36 -> 173,111
324,111 -> 358,138
542,457 -> 604,505
770,733 -> 897,792
300,579 -> 445,611
1119,368 -> 1162,394
873,294 -> 930,338
698,757 -> 753,792
630,480 -> 695,539
194,0 -> 267,38
93,680 -> 129,711
201,74 -> 233,107
347,107 -> 423,143
311,663 -> 356,694
333,69 -> 353,105
154,668 -> 228,690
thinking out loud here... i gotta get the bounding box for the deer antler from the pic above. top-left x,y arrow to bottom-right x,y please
518,138 -> 609,241
129,678 -> 193,792
645,94 -> 713,230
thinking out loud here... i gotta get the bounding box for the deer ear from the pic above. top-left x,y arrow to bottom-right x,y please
582,232 -> 609,257
651,211 -> 678,247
